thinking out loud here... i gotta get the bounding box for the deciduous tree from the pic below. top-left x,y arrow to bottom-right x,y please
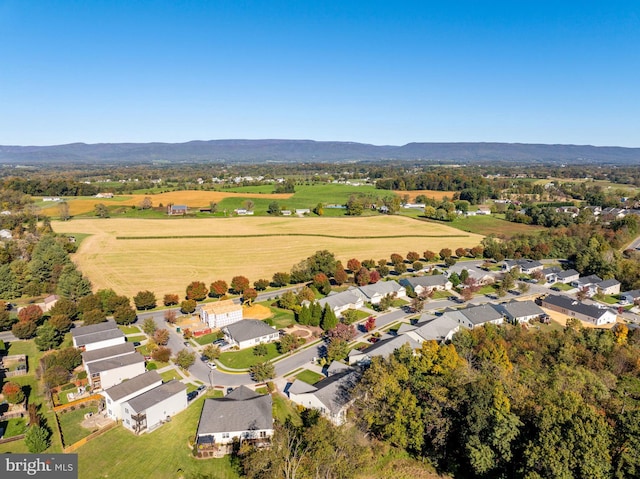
153,328 -> 170,346
180,299 -> 197,314
231,276 -> 250,294
113,305 -> 136,325
243,287 -> 258,305
2,381 -> 25,404
186,281 -> 208,301
163,293 -> 179,306
18,304 -> 43,323
133,290 -> 156,310
152,346 -> 172,362
209,280 -> 229,298
249,361 -> 275,381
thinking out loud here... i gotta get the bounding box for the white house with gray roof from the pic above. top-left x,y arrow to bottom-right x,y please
502,259 -> 544,274
196,386 -> 273,450
101,370 -> 163,420
540,294 -> 617,326
556,269 -> 580,284
621,289 -> 640,305
121,380 -> 187,434
71,320 -> 125,352
288,370 -> 359,425
399,275 -> 452,296
308,290 -> 364,317
349,280 -> 406,305
450,303 -> 504,330
406,314 -> 460,343
85,352 -> 146,390
82,342 -> 135,370
223,320 -> 279,350
597,279 -> 621,296
495,300 -> 546,324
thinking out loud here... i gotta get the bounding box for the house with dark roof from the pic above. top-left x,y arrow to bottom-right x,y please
540,266 -> 562,284
502,259 -> 544,274
195,386 -> 273,453
121,380 -> 187,434
349,280 -> 406,305
288,370 -> 358,425
540,294 -> 617,326
452,303 -> 504,330
71,320 -> 125,352
406,314 -> 460,342
495,300 -> 546,324
223,320 -> 279,350
571,274 -> 603,295
620,289 -> 640,305
101,370 -> 162,420
82,342 -> 135,369
85,352 -> 146,390
306,290 -> 364,317
556,269 -> 580,284
597,279 -> 621,296
399,275 -> 452,296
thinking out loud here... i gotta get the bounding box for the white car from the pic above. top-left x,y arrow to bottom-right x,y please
207,362 -> 217,369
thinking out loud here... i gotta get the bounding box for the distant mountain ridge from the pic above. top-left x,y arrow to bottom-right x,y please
1,139 -> 638,164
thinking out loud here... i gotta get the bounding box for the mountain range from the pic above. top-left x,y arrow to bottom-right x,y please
1,140 -> 638,164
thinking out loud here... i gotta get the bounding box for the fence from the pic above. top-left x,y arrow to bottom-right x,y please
63,422 -> 117,453
0,434 -> 26,445
53,394 -> 103,413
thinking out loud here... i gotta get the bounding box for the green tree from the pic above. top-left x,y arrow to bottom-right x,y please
113,305 -> 136,325
180,299 -> 197,314
254,278 -> 270,291
94,203 -> 109,218
202,344 -> 221,361
49,297 -> 78,320
142,317 -> 157,335
82,309 -> 107,325
267,201 -> 281,215
250,361 -> 275,381
25,425 -> 50,453
174,349 -> 196,370
272,272 -> 291,287
57,265 -> 92,301
12,320 -> 38,339
253,343 -> 268,356
0,309 -> 17,331
278,334 -> 301,354
34,322 -> 63,351
320,304 -> 338,330
230,276 -> 250,294
133,290 -> 156,310
297,304 -> 311,325
326,338 -> 349,362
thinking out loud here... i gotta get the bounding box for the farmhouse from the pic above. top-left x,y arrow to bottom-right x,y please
495,300 -> 546,324
199,300 -> 243,329
540,294 -> 617,326
101,370 -> 163,420
350,280 -> 406,305
71,320 -> 126,352
121,380 -> 187,434
223,320 -> 279,350
85,352 -> 146,390
399,275 -> 452,295
167,204 -> 188,215
288,369 -> 359,425
196,386 -> 273,453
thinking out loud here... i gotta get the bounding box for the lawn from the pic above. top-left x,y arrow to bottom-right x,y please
193,332 -> 221,346
119,325 -> 141,334
260,303 -> 296,329
126,335 -> 146,343
431,290 -> 451,300
51,216 -> 483,299
218,343 -> 280,369
551,282 -> 574,291
294,369 -> 325,385
0,417 -> 27,438
272,394 -> 302,427
57,405 -> 99,446
160,369 -> 183,382
449,215 -> 545,239
76,396 -> 241,479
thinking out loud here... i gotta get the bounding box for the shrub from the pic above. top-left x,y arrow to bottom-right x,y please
61,383 -> 76,391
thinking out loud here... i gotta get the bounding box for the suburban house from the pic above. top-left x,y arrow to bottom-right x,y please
234,209 -> 254,215
540,267 -> 562,284
502,259 -> 544,275
71,320 -> 126,352
41,294 -> 60,312
446,263 -> 494,285
86,352 -> 146,390
348,334 -> 421,366
95,192 -> 114,198
223,320 -> 279,350
82,342 -> 135,370
199,300 -> 243,329
196,386 -> 274,453
350,280 -> 406,305
620,289 -> 640,305
540,294 -> 617,326
597,279 -> 621,296
311,290 -> 364,317
448,303 -> 504,330
404,314 -> 460,343
399,276 -> 452,296
556,269 -> 580,284
121,380 -> 187,434
326,360 -> 351,377
101,370 -> 163,420
571,275 -> 603,296
167,204 -> 188,215
495,300 -> 546,324
287,369 -> 359,425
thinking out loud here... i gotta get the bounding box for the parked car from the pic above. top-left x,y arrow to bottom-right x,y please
197,385 -> 206,392
133,342 -> 141,347
187,391 -> 197,401
207,362 -> 217,369
226,387 -> 234,395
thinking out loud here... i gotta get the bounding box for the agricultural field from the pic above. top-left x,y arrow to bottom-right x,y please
392,189 -> 458,202
450,214 -> 545,239
51,216 -> 483,299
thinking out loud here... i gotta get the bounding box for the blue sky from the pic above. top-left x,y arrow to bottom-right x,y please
1,1 -> 639,146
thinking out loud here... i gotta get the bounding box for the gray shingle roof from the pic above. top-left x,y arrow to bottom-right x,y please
126,380 -> 186,413
226,385 -> 259,401
311,371 -> 359,415
400,276 -> 449,289
353,280 -> 404,299
497,300 -> 545,319
413,315 -> 459,341
102,370 -> 162,402
74,328 -> 125,347
622,289 -> 640,299
82,342 -> 135,364
288,379 -> 318,395
317,291 -> 361,310
71,320 -> 118,338
85,352 -> 145,375
557,269 -> 579,280
326,361 -> 351,376
459,303 -> 503,325
364,335 -> 422,358
224,320 -> 277,343
542,294 -> 614,320
576,274 -> 603,286
197,394 -> 273,436
598,279 -> 620,288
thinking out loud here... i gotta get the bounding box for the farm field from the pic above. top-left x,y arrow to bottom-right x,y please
52,216 -> 484,299
450,214 -> 546,239
38,190 -> 294,216
392,189 -> 458,202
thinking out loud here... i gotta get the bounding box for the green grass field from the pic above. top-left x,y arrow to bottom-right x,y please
218,343 -> 280,369
294,369 -> 325,385
76,396 -> 241,479
57,406 -> 99,446
126,335 -> 146,343
259,303 -> 296,329
119,325 -> 141,334
449,214 -> 545,239
159,369 -> 183,382
193,332 -> 221,345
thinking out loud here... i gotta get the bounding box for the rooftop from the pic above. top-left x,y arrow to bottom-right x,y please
74,328 -> 125,347
224,320 -> 277,342
101,370 -> 162,402
86,352 -> 145,375
82,342 -> 135,364
197,392 -> 273,436
200,300 -> 242,315
126,380 -> 186,413
71,320 -> 118,338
